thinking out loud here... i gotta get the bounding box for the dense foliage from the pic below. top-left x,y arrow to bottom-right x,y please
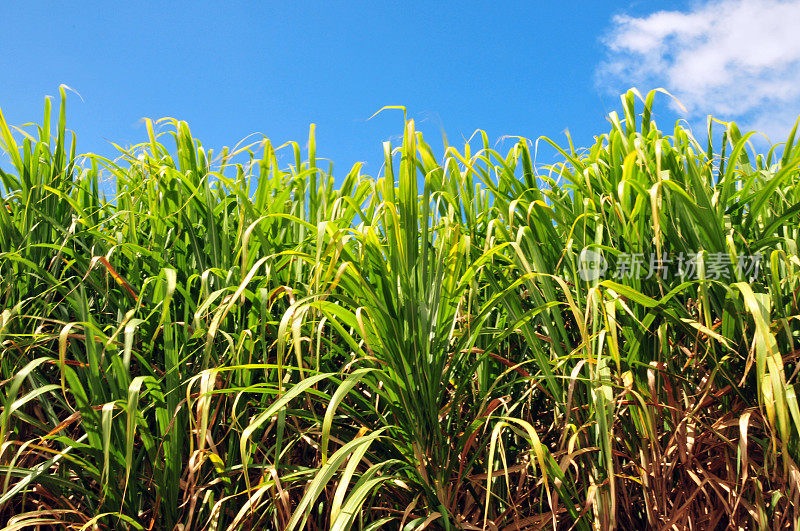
1,87 -> 800,529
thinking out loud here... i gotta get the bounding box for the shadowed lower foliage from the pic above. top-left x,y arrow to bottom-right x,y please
1,87 -> 800,529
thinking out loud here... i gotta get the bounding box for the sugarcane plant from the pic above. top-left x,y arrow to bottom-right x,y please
0,86 -> 799,529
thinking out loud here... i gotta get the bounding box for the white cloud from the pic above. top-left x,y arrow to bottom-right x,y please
599,0 -> 800,141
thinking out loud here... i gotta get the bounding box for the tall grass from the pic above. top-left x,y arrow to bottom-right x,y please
1,86 -> 799,529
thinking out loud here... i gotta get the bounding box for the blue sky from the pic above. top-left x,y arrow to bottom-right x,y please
3,0 -> 798,177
